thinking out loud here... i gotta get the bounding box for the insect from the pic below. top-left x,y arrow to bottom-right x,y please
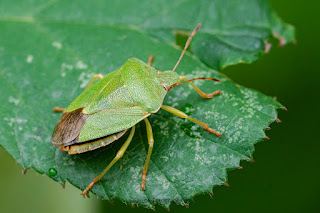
51,23 -> 222,196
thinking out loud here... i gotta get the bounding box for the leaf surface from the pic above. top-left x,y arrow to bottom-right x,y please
0,0 -> 292,208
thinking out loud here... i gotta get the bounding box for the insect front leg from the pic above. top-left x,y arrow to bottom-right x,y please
180,76 -> 221,98
81,126 -> 136,197
84,73 -> 104,90
161,105 -> 221,137
141,118 -> 154,190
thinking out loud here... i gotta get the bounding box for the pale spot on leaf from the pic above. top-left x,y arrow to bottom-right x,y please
52,41 -> 62,49
26,55 -> 33,63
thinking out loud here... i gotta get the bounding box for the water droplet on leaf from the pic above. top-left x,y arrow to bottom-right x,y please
49,168 -> 57,176
180,103 -> 194,115
180,122 -> 201,138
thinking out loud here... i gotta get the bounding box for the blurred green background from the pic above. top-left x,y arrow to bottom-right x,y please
0,0 -> 319,213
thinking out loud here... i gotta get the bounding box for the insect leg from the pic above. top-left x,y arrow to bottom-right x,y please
53,107 -> 66,113
141,118 -> 154,190
53,74 -> 103,112
161,105 -> 221,137
147,55 -> 154,66
81,126 -> 136,197
84,73 -> 104,90
180,76 -> 221,98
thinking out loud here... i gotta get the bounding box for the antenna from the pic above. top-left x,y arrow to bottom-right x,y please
172,23 -> 201,72
168,77 -> 220,91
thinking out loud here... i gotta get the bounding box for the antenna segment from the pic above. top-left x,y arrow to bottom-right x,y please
172,23 -> 201,72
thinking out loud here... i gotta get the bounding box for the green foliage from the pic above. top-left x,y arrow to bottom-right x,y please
0,0 -> 294,209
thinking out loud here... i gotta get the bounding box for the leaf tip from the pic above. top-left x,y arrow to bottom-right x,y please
272,32 -> 286,47
264,42 -> 272,53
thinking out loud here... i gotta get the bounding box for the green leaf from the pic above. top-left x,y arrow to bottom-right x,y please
0,0 -> 292,209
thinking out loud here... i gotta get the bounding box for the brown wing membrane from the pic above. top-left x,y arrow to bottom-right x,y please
51,108 -> 90,147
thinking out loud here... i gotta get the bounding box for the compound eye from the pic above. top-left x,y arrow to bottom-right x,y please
163,84 -> 170,91
159,82 -> 170,91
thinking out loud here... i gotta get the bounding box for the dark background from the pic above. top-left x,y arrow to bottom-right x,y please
0,0 -> 319,212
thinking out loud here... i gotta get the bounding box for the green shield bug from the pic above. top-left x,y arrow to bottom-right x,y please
51,23 -> 222,196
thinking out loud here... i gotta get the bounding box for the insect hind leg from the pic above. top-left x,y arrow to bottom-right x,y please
147,55 -> 154,66
161,105 -> 221,137
81,126 -> 136,197
53,107 -> 66,113
53,74 -> 104,112
85,74 -> 104,90
141,118 -> 154,190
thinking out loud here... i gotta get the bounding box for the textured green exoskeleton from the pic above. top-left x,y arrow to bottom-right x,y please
51,23 -> 222,196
